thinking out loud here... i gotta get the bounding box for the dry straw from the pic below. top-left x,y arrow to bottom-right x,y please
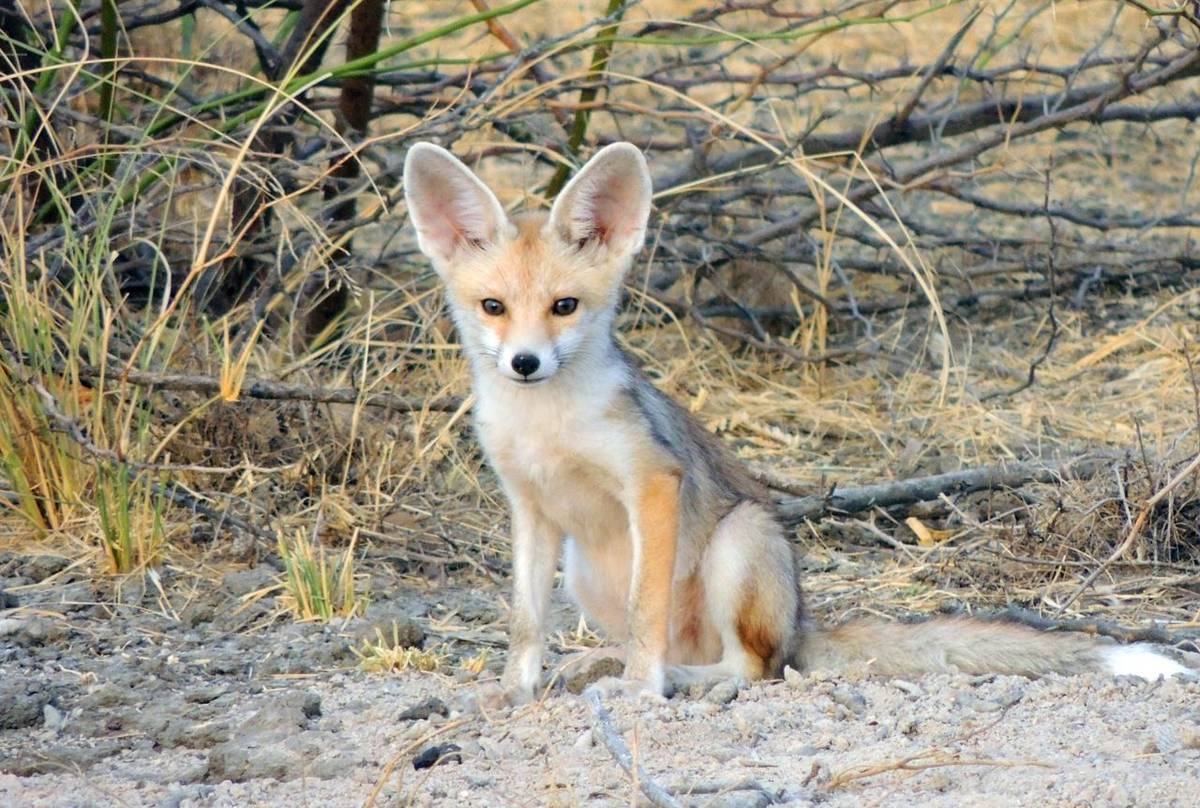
1,0 -> 1197,631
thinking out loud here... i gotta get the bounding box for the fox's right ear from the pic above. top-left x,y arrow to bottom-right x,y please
403,142 -> 509,271
547,142 -> 651,265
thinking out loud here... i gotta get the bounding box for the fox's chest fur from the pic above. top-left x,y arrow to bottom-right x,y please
472,366 -> 640,543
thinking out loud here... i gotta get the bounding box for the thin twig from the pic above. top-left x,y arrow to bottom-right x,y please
979,160 -> 1060,402
1057,450 -> 1200,614
891,5 -> 982,132
468,0 -> 571,129
198,0 -> 281,75
827,750 -> 1052,789
544,0 -> 628,197
75,366 -> 464,413
981,606 -> 1200,647
585,690 -> 681,808
29,381 -> 288,475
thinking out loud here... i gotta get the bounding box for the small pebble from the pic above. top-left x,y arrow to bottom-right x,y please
412,743 -> 462,770
42,704 -> 67,733
1151,727 -> 1182,755
830,685 -> 866,715
398,696 -> 448,721
1105,784 -> 1132,807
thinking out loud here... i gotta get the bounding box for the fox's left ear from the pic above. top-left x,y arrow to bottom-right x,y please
547,143 -> 651,264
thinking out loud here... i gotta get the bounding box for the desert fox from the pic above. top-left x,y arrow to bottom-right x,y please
402,141 -> 1189,702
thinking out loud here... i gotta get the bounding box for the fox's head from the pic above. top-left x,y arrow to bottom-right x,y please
403,142 -> 651,386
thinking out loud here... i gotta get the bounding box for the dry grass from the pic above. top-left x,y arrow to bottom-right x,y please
354,630 -> 454,674
0,0 -> 1197,637
278,528 -> 366,621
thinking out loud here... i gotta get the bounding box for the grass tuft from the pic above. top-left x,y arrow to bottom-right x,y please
278,528 -> 366,621
354,628 -> 450,674
95,468 -> 167,573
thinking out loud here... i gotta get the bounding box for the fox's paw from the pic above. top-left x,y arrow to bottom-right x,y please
665,666 -> 750,700
583,675 -> 669,703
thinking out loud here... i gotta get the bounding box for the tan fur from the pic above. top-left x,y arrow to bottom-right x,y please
402,141 -> 1190,702
800,619 -> 1107,678
447,214 -> 622,344
623,472 -> 681,688
736,597 -> 780,676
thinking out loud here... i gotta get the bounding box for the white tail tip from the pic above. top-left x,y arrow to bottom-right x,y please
1100,645 -> 1191,680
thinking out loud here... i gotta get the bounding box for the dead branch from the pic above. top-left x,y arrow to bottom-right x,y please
197,0 -> 281,75
10,0 -> 1200,585
469,0 -> 571,130
28,380 -> 284,475
300,0 -> 388,342
925,180 -> 1200,232
663,778 -> 777,803
742,38 -> 1200,247
75,366 -> 464,414
778,456 -> 1114,524
978,165 -> 1061,402
544,0 -> 627,197
585,689 -> 681,808
15,0 -> 1196,338
977,606 -> 1200,647
827,749 -> 1052,790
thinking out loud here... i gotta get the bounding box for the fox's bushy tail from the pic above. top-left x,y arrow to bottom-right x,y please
797,618 -> 1190,680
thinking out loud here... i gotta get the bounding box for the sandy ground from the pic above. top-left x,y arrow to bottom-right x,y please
2,554 -> 1199,808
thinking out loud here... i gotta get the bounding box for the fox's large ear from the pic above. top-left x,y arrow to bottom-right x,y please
547,143 -> 651,263
403,142 -> 509,270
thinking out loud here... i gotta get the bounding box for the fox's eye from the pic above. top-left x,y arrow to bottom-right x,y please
481,299 -> 506,316
552,297 -> 579,316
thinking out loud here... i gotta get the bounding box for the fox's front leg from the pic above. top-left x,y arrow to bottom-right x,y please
620,471 -> 681,696
499,495 -> 562,704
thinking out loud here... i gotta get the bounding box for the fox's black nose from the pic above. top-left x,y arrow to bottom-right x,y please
511,353 -> 540,377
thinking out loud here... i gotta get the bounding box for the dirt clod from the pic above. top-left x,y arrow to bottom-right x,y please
203,691 -> 332,782
562,654 -> 625,694
398,696 -> 448,721
19,556 -> 70,583
351,607 -> 426,649
413,743 -> 462,770
2,617 -> 68,648
220,565 -> 278,598
0,681 -> 53,730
